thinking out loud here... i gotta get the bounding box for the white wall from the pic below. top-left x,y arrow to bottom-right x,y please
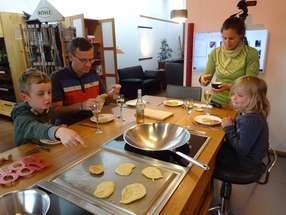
0,0 -> 185,70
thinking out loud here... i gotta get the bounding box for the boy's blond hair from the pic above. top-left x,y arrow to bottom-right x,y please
231,76 -> 270,117
19,68 -> 50,93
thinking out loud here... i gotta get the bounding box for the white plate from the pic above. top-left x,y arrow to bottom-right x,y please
40,139 -> 61,145
194,115 -> 222,126
90,113 -> 114,123
193,103 -> 212,109
125,99 -> 147,107
163,99 -> 183,107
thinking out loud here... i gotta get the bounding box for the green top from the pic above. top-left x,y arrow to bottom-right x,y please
11,102 -> 59,146
204,44 -> 259,106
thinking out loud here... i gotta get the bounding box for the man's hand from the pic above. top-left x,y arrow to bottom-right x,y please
222,117 -> 234,128
55,127 -> 86,147
82,98 -> 98,111
107,84 -> 121,98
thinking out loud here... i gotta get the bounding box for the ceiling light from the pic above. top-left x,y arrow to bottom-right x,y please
170,9 -> 188,23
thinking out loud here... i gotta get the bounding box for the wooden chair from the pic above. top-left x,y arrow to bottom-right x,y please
166,84 -> 202,101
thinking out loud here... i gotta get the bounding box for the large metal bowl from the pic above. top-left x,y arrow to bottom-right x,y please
123,122 -> 190,151
124,122 -> 209,171
0,188 -> 50,215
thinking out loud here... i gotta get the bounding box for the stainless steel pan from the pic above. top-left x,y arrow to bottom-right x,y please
123,123 -> 209,170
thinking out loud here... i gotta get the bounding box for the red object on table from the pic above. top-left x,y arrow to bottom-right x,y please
0,155 -> 47,186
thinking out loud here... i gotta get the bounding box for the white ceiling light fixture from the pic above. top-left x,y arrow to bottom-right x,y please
170,9 -> 188,23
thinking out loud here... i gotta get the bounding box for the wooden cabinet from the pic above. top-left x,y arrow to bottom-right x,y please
0,99 -> 15,117
0,22 -> 3,37
0,12 -> 27,116
62,14 -> 118,89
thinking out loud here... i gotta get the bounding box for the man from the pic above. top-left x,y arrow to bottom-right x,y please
51,37 -> 120,125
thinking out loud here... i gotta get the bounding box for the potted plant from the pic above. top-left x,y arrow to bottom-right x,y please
157,39 -> 173,63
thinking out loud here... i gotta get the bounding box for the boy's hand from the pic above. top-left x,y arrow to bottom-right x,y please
222,117 -> 233,128
55,127 -> 86,147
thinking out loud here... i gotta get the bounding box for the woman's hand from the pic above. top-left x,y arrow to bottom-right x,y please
55,127 -> 86,147
212,83 -> 232,92
222,117 -> 233,128
199,74 -> 212,86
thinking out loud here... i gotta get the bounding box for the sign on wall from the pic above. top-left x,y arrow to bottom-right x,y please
29,0 -> 63,22
193,29 -> 268,73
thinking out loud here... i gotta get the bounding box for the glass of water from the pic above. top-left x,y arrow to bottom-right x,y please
90,102 -> 103,134
183,99 -> 193,113
203,89 -> 212,105
116,94 -> 125,121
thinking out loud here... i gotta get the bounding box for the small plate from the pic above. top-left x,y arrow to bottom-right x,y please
163,99 -> 183,107
194,115 -> 222,126
194,108 -> 204,112
125,99 -> 147,107
90,113 -> 114,123
40,139 -> 61,145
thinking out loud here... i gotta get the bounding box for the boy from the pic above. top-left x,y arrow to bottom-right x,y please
11,69 -> 85,147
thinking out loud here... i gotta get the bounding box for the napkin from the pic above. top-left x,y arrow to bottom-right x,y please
144,108 -> 173,120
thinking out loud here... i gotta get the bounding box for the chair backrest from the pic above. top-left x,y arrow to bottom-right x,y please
166,84 -> 202,101
118,66 -> 144,80
258,147 -> 278,184
165,62 -> 183,85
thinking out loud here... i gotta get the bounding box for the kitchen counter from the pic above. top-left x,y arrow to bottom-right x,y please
0,96 -> 235,215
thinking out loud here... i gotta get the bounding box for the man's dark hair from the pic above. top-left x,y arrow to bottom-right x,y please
221,16 -> 246,37
68,37 -> 93,54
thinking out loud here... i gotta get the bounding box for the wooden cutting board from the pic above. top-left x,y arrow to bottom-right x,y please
144,108 -> 173,120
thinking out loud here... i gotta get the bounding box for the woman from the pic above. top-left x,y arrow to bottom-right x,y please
199,16 -> 259,107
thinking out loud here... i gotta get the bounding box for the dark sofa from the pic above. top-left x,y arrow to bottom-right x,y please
118,66 -> 161,99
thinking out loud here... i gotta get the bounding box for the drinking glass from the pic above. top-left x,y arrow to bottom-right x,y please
184,99 -> 190,113
203,89 -> 212,105
183,99 -> 193,113
90,102 -> 103,134
116,94 -> 125,121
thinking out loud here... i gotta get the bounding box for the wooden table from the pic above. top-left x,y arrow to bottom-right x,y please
0,96 -> 235,215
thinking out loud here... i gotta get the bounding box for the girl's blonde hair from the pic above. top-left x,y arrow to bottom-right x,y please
231,76 -> 270,117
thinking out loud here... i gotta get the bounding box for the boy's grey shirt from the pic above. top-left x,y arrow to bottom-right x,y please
11,102 -> 59,146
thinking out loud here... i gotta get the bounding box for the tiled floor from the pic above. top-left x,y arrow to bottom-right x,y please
211,156 -> 286,215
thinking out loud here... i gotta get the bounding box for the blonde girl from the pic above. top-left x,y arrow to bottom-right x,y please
217,76 -> 270,172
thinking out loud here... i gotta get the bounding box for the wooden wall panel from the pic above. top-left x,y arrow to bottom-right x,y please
0,12 -> 27,102
0,21 -> 3,37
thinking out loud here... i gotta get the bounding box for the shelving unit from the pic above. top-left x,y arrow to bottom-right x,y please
22,21 -> 75,76
0,12 -> 27,117
85,19 -> 105,77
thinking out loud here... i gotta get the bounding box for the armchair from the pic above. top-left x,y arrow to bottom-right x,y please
118,66 -> 161,99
